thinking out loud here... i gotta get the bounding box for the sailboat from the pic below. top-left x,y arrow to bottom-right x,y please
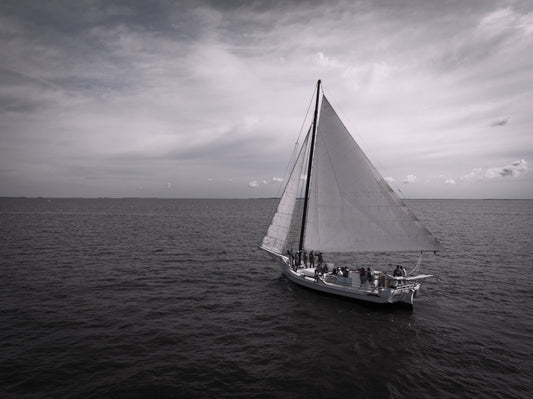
260,80 -> 441,307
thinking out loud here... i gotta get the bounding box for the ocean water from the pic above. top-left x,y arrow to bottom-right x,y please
1,198 -> 532,398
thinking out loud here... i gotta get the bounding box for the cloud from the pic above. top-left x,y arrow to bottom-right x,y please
0,1 -> 532,198
384,176 -> 395,183
485,159 -> 528,178
272,177 -> 283,182
445,179 -> 456,184
460,160 -> 529,182
460,168 -> 484,181
490,118 -> 509,127
403,174 -> 417,184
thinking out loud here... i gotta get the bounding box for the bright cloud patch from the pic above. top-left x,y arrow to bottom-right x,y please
460,160 -> 529,182
384,176 -> 395,183
248,180 -> 259,188
460,168 -> 484,181
403,174 -> 417,184
485,159 -> 528,178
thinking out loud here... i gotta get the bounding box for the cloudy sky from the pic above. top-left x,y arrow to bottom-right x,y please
1,0 -> 532,198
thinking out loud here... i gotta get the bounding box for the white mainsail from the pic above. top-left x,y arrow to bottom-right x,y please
261,132 -> 310,253
304,96 -> 440,252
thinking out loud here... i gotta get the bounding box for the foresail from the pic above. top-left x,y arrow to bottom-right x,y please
304,96 -> 441,253
261,133 -> 310,254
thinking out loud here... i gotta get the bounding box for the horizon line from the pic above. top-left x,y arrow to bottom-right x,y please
1,196 -> 532,201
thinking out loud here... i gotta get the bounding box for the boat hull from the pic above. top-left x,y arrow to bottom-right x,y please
263,249 -> 420,308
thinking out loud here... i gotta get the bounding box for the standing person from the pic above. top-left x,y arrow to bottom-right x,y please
315,262 -> 323,276
378,272 -> 385,288
287,250 -> 293,267
367,267 -> 375,288
359,267 -> 367,286
309,251 -> 315,268
302,250 -> 308,267
317,252 -> 324,267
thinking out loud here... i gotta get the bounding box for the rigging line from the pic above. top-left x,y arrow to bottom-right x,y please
274,86 -> 316,208
271,125 -> 312,211
299,81 -> 323,198
299,80 -> 321,252
272,84 -> 319,201
263,128 -> 312,250
296,83 -> 319,144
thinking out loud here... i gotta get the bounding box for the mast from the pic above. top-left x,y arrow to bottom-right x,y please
298,79 -> 321,252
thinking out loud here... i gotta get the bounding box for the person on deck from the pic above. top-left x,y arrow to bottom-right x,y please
302,250 -> 308,267
367,267 -> 375,288
377,272 -> 383,288
309,251 -> 315,268
317,252 -> 324,267
359,267 -> 367,286
287,250 -> 293,267
393,265 -> 402,276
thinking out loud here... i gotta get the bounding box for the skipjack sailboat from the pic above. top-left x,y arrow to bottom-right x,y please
260,80 -> 441,307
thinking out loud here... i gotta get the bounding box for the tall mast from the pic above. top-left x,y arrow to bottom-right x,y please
299,79 -> 321,252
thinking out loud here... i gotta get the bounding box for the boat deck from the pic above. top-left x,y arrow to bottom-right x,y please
295,266 -> 420,294
260,249 -> 431,306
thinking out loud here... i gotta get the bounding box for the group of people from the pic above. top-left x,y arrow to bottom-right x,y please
286,250 -> 408,290
358,265 -> 407,289
330,266 -> 349,278
286,249 -> 324,271
357,267 -> 374,287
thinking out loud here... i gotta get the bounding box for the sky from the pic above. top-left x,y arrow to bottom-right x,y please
1,0 -> 532,199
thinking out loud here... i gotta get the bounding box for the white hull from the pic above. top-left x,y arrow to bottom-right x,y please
262,249 -> 429,308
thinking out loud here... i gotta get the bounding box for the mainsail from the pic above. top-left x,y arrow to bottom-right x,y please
304,96 -> 440,252
261,132 -> 310,253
